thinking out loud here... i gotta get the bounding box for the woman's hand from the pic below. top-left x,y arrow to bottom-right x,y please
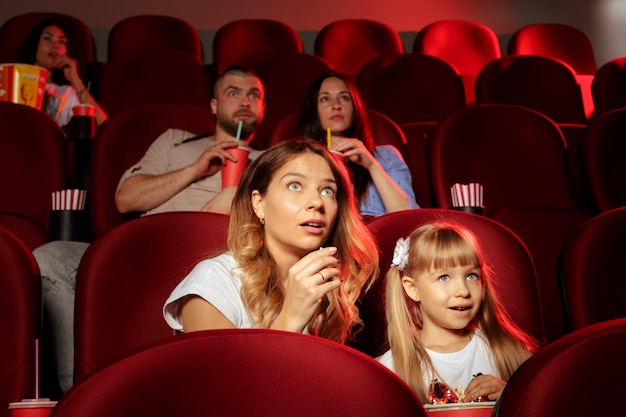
330,137 -> 376,170
53,54 -> 82,87
463,374 -> 506,402
270,247 -> 342,333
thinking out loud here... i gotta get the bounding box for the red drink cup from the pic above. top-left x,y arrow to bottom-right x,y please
8,399 -> 57,417
222,147 -> 250,187
71,104 -> 95,117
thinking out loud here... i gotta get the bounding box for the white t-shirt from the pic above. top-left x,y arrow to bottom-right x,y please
379,330 -> 499,391
163,253 -> 252,331
43,83 -> 80,128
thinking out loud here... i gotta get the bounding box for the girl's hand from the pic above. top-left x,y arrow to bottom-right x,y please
271,247 -> 342,333
331,137 -> 376,170
463,374 -> 506,402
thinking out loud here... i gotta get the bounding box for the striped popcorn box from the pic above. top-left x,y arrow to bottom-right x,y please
450,183 -> 485,215
51,189 -> 87,211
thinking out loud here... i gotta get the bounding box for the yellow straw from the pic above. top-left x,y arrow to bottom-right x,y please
326,127 -> 331,150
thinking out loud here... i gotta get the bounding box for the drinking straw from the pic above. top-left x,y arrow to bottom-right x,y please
35,339 -> 39,399
235,120 -> 243,143
326,127 -> 331,150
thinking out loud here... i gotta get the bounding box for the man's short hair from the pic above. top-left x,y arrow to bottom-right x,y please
213,65 -> 264,98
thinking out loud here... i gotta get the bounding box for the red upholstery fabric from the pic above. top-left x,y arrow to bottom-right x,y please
0,12 -> 94,80
507,23 -> 596,75
491,207 -> 591,342
358,53 -> 466,125
413,19 -> 502,104
0,212 -> 49,251
592,56 -> 626,116
107,15 -> 202,62
249,52 -> 333,148
427,104 -> 579,216
580,108 -> 626,213
400,122 -> 438,208
0,102 -> 68,231
559,208 -> 626,331
56,329 -> 426,417
212,19 -> 303,75
493,318 -> 626,417
0,227 -> 41,417
73,211 -> 230,384
89,104 -> 216,238
315,19 -> 403,81
350,209 -> 544,357
475,55 -> 588,125
98,50 -> 212,116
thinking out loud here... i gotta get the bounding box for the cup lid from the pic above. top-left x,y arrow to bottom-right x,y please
8,399 -> 57,409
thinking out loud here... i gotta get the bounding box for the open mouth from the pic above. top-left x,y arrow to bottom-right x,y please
450,306 -> 472,311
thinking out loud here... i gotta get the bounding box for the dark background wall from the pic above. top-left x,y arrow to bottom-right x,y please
2,0 -> 624,65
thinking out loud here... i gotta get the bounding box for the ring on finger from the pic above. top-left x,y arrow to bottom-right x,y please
318,272 -> 325,283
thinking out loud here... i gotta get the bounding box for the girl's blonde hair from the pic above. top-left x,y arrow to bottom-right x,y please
228,139 -> 379,343
385,222 -> 539,402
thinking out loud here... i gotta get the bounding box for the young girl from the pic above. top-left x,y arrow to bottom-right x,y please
298,72 -> 418,216
379,222 -> 538,404
164,139 -> 379,343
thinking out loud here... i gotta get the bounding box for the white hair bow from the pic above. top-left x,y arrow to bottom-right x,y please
391,237 -> 410,271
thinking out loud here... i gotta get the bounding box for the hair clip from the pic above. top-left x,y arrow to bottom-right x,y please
391,237 -> 410,271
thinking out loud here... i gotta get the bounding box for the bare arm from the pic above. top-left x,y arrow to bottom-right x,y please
333,137 -> 412,212
116,143 -> 237,213
178,295 -> 236,332
55,54 -> 108,126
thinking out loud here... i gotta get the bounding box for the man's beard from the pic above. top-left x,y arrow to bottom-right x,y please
217,114 -> 259,139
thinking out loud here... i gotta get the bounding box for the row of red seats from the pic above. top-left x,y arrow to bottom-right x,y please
6,13 -> 626,132
0,13 -> 597,74
5,13 -> 620,117
3,206 -> 626,412
3,99 -> 625,343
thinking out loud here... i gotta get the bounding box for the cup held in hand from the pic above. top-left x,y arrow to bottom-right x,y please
221,147 -> 249,188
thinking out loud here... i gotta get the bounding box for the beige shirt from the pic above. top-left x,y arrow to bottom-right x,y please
116,128 -> 262,216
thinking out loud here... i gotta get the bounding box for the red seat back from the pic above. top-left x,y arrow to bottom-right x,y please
0,102 -> 67,231
475,55 -> 588,124
315,19 -> 403,81
107,15 -> 202,62
212,19 -> 303,75
60,329 -> 426,417
98,50 -> 212,116
0,227 -> 41,416
507,23 -> 596,75
74,212 -> 230,383
351,209 -> 544,356
559,208 -> 626,331
493,319 -> 626,417
89,104 -> 216,238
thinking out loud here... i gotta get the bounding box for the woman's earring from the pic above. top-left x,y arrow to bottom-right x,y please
259,217 -> 265,225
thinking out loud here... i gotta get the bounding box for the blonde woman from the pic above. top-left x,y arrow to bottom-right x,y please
164,139 -> 379,343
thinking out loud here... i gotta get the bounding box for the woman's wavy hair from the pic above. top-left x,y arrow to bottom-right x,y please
297,72 -> 374,201
18,19 -> 68,85
228,138 -> 379,343
385,222 -> 539,403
